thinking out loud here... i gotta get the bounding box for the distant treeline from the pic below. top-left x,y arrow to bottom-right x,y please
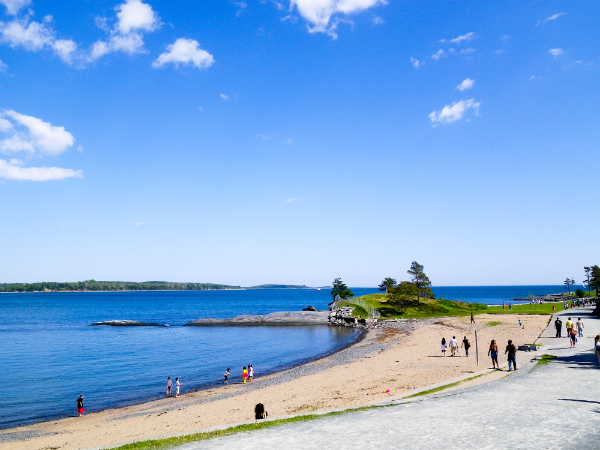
0,280 -> 241,293
247,284 -> 310,289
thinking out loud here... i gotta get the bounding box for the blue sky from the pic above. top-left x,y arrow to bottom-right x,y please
0,0 -> 598,286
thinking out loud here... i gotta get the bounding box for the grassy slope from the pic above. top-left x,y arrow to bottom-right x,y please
344,294 -> 579,318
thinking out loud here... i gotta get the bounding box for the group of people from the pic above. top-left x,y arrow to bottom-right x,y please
440,336 -> 471,357
487,339 -> 518,371
165,377 -> 182,397
554,317 -> 584,347
223,364 -> 255,384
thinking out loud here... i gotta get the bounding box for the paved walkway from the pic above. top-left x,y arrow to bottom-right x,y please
181,307 -> 600,450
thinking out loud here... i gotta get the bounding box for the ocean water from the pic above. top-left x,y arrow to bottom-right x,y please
0,285 -> 569,429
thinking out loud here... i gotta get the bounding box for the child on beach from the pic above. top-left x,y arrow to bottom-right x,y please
488,340 -> 499,369
223,368 -> 231,384
175,378 -> 182,397
242,367 -> 248,383
76,394 -> 84,417
166,377 -> 172,396
248,364 -> 254,382
441,337 -> 447,357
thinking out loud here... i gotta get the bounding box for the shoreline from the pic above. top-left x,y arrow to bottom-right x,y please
0,327 -> 365,431
0,313 -> 550,450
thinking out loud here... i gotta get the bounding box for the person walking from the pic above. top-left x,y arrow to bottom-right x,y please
223,368 -> 231,384
569,326 -> 577,348
440,337 -> 447,357
449,336 -> 458,356
461,336 -> 471,357
555,317 -> 563,338
242,366 -> 248,383
505,339 -> 517,371
248,364 -> 254,382
566,317 -> 573,335
595,335 -> 600,366
576,318 -> 584,337
470,313 -> 475,324
175,378 -> 182,397
76,394 -> 84,417
488,340 -> 499,369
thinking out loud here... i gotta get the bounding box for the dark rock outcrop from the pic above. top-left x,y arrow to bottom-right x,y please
302,306 -> 317,311
90,320 -> 169,327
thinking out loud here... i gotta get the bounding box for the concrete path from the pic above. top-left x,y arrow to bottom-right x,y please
181,307 -> 600,450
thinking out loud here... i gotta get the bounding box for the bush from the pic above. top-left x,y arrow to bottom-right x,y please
575,289 -> 584,298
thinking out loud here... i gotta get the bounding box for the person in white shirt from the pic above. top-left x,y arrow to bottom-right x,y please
449,336 -> 458,356
576,318 -> 584,337
175,378 -> 182,398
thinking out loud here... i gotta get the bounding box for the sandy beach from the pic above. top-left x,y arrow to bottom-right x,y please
0,313 -> 551,450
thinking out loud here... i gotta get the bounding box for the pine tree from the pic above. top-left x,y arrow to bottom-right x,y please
331,278 -> 354,300
407,261 -> 433,302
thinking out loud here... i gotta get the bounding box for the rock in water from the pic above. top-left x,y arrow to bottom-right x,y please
302,306 -> 317,311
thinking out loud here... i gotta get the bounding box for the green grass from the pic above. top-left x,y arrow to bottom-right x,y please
338,302 -> 369,318
351,294 -> 488,319
404,372 -> 492,399
109,404 -> 398,450
484,321 -> 503,327
486,301 -> 566,315
535,354 -> 558,367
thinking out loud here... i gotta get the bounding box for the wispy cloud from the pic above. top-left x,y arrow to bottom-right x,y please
410,57 -> 422,68
429,98 -> 480,126
549,48 -> 564,57
220,93 -> 229,100
456,78 -> 475,91
285,138 -> 294,145
439,32 -> 475,44
0,58 -> 7,71
135,221 -> 146,226
234,1 -> 247,17
0,158 -> 82,181
431,49 -> 445,60
500,34 -> 510,43
257,134 -> 271,140
460,47 -> 474,54
0,0 -> 31,15
372,16 -> 384,25
283,198 -> 299,202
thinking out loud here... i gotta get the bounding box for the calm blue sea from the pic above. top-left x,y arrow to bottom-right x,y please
0,285 -> 569,428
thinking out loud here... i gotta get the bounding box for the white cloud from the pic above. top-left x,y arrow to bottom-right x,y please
135,221 -> 146,226
0,110 -> 80,181
456,78 -> 474,91
428,98 -> 480,125
0,0 -> 31,15
372,16 -> 383,25
530,75 -> 540,80
2,110 -> 74,155
0,158 -> 81,181
152,38 -> 214,69
0,14 -> 79,64
410,57 -> 422,68
439,32 -> 475,44
283,198 -> 299,202
257,134 -> 271,140
198,106 -> 204,111
89,0 -> 160,61
460,47 -> 474,54
495,49 -> 505,54
0,58 -> 6,71
234,1 -> 247,16
549,48 -> 563,57
431,49 -> 445,60
500,34 -> 510,43
281,15 -> 298,22
546,13 -> 565,22
289,0 -> 387,38
220,93 -> 229,100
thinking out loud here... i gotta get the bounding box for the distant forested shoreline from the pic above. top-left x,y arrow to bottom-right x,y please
0,280 -> 241,293
0,281 -> 316,293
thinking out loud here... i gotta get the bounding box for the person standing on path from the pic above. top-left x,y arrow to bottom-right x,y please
488,340 -> 499,369
576,318 -> 584,337
440,338 -> 447,357
223,368 -> 231,384
555,317 -> 563,337
449,336 -> 458,356
566,317 -> 574,337
175,378 -> 182,397
166,377 -> 172,396
461,336 -> 471,357
470,313 -> 475,324
76,394 -> 84,417
505,340 -> 517,371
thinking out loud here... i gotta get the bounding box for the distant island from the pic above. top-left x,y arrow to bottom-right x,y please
246,284 -> 310,289
0,281 -> 317,293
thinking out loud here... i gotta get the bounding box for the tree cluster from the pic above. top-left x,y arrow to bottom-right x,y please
0,281 -> 240,293
382,261 -> 434,314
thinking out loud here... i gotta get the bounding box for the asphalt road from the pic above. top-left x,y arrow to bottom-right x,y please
181,306 -> 600,450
